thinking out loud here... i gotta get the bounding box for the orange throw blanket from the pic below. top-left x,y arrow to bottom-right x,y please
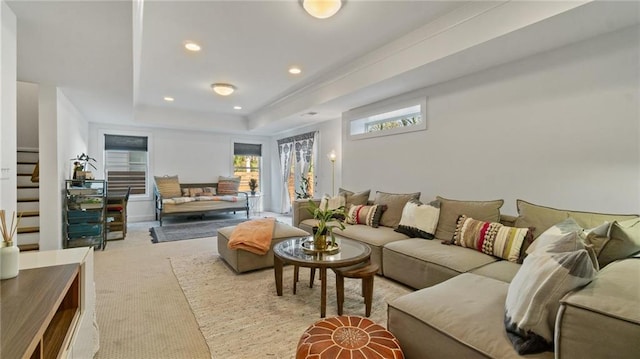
227,217 -> 276,255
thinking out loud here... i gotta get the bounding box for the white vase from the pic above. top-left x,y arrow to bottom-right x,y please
0,241 -> 19,280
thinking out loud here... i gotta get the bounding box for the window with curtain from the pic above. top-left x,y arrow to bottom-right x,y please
104,134 -> 148,196
233,143 -> 262,192
277,131 -> 317,213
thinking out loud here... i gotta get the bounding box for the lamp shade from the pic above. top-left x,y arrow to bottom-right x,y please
211,83 -> 236,96
303,0 -> 342,19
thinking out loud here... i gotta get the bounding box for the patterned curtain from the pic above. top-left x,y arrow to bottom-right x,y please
277,131 -> 317,213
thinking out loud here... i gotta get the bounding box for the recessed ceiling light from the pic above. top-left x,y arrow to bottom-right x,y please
184,41 -> 201,52
163,96 -> 174,102
211,83 -> 236,96
289,66 -> 302,75
233,106 -> 242,110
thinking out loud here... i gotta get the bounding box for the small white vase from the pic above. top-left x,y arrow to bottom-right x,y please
0,241 -> 19,280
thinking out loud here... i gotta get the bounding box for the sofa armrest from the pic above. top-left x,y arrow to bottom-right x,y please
292,198 -> 320,228
555,258 -> 640,358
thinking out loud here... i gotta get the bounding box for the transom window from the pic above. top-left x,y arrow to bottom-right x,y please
346,96 -> 427,140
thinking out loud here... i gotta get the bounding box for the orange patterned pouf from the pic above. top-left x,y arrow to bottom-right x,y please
296,315 -> 404,359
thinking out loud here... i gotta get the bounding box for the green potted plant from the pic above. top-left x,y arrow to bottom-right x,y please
71,153 -> 97,180
306,199 -> 345,250
248,178 -> 258,195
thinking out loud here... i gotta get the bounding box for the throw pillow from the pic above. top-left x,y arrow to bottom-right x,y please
188,187 -> 204,197
154,175 -> 182,199
319,194 -> 346,211
346,204 -> 385,228
504,231 -> 597,355
339,188 -> 370,208
451,215 -> 532,262
394,199 -> 440,239
181,188 -> 190,197
217,176 -> 240,195
434,196 -> 504,241
590,218 -> 640,267
374,191 -> 421,228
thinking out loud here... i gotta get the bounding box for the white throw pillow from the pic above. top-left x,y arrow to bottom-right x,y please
319,194 -> 345,211
505,228 -> 598,354
394,199 -> 440,239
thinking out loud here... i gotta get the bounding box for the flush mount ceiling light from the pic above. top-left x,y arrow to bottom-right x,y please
289,66 -> 302,75
302,0 -> 343,19
184,41 -> 201,52
211,83 -> 236,96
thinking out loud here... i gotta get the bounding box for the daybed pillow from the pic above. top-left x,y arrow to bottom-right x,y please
374,191 -> 421,228
339,188 -> 370,208
394,199 -> 440,239
505,229 -> 597,355
346,204 -> 385,228
154,175 -> 182,199
435,196 -> 504,241
451,215 -> 532,262
218,176 -> 240,195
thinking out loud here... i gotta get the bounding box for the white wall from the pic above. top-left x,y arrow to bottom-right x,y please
269,118 -> 342,213
88,123 -> 270,222
17,81 -> 39,149
0,1 -> 17,217
343,26 -> 640,215
38,86 -> 89,250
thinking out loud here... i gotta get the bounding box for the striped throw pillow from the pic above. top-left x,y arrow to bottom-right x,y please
346,204 -> 385,228
452,215 -> 532,262
154,175 -> 182,199
217,176 -> 240,195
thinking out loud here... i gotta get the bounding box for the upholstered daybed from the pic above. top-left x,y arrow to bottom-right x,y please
154,176 -> 249,226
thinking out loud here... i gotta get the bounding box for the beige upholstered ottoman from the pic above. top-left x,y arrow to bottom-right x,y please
217,221 -> 309,273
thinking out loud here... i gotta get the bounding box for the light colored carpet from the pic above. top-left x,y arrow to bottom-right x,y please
170,253 -> 412,359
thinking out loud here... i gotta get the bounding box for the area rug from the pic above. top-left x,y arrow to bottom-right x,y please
170,253 -> 412,359
149,218 -> 248,243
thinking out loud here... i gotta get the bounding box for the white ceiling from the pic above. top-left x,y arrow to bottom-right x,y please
7,0 -> 640,136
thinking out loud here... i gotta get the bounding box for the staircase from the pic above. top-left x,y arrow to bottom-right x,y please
16,149 -> 40,251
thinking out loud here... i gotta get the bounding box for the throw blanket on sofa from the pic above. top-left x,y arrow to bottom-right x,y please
227,217 -> 276,255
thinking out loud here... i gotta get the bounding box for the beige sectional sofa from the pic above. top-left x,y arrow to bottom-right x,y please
292,196 -> 640,359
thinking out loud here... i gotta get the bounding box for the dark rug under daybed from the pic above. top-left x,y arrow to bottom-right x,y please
149,218 -> 248,243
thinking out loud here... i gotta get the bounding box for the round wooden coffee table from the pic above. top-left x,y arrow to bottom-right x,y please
273,237 -> 371,318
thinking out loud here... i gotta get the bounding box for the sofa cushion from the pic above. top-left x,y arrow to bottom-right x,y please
435,196 -> 504,241
345,204 -> 384,228
505,230 -> 597,354
374,191 -> 420,228
217,176 -> 240,195
388,273 -> 552,359
384,238 -> 498,274
452,215 -> 532,263
339,188 -> 370,209
514,199 -> 638,240
469,261 -> 521,283
154,175 -> 182,198
394,199 -> 440,239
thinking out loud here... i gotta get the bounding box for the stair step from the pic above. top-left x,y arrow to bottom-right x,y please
17,226 -> 39,234
18,198 -> 39,202
17,161 -> 38,165
17,231 -> 40,245
17,243 -> 39,252
18,211 -> 39,217
17,185 -> 39,189
17,173 -> 32,176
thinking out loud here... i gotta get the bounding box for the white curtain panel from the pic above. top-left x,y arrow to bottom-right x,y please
277,131 -> 317,213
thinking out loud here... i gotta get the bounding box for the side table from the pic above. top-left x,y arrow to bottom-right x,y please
248,193 -> 262,217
